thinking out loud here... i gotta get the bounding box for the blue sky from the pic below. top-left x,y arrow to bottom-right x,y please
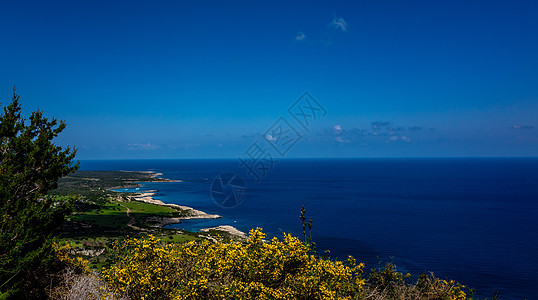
1,0 -> 537,159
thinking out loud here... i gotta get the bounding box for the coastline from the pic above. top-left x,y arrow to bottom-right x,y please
130,191 -> 221,220
114,171 -> 246,239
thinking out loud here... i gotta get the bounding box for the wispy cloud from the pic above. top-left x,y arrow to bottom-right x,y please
178,143 -> 200,149
331,17 -> 348,32
127,143 -> 161,151
315,119 -> 434,148
295,31 -> 306,41
320,120 -> 430,145
388,135 -> 411,143
510,124 -> 534,130
335,136 -> 350,143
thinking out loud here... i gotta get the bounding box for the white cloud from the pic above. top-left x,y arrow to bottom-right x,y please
333,124 -> 343,134
296,31 -> 306,41
265,134 -> 277,141
331,17 -> 348,32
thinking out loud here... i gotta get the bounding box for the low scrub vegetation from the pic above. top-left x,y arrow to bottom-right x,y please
53,228 -> 471,300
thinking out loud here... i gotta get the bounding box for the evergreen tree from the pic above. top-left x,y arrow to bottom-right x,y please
0,88 -> 79,298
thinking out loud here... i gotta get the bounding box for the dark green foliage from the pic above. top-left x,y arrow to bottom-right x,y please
0,88 -> 79,297
299,204 -> 315,253
368,260 -> 405,291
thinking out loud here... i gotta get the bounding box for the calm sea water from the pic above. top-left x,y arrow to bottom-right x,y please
81,158 -> 538,298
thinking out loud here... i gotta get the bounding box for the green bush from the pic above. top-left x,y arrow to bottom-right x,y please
0,88 -> 78,298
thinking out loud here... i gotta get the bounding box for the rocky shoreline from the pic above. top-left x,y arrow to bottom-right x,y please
117,173 -> 246,239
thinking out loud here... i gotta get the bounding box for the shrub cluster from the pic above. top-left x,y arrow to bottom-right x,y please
98,229 -> 469,300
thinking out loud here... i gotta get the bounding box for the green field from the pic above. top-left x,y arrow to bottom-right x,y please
71,201 -> 129,229
70,199 -> 188,229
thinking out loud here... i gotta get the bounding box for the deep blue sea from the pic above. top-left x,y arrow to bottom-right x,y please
81,158 -> 538,299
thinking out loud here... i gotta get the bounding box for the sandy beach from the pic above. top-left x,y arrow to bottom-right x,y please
131,191 -> 221,220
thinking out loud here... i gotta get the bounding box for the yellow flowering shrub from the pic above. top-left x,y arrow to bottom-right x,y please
101,228 -> 364,300
101,235 -> 179,299
53,242 -> 90,273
